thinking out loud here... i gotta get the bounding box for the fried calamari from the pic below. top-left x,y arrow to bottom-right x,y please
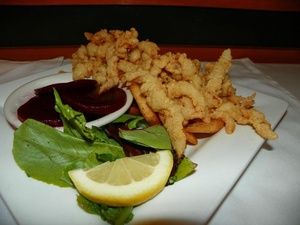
72,28 -> 277,158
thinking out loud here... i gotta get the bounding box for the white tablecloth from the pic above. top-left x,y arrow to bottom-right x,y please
210,59 -> 300,225
0,58 -> 299,225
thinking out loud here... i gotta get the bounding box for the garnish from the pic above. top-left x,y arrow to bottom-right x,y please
12,90 -> 196,225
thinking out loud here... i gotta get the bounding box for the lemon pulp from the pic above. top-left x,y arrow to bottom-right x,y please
69,150 -> 173,206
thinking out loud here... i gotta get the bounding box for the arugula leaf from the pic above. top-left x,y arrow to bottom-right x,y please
13,119 -> 125,187
92,126 -> 119,146
168,156 -> 197,184
91,127 -> 121,163
119,125 -> 172,150
113,114 -> 148,129
54,90 -> 121,162
77,194 -> 133,225
53,88 -> 94,142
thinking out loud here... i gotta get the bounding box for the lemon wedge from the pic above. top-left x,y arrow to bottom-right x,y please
68,150 -> 173,206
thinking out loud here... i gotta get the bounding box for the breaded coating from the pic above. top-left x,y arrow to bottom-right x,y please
139,75 -> 186,156
72,28 -> 278,158
205,49 -> 232,95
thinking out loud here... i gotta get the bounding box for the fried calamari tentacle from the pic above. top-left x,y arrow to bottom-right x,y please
166,80 -> 207,118
213,101 -> 277,139
205,49 -> 232,95
139,75 -> 186,158
240,108 -> 278,139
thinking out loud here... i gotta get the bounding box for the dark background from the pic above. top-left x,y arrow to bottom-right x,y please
1,5 -> 299,48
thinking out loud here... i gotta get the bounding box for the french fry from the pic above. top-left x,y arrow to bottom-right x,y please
185,119 -> 224,134
129,83 -> 161,125
184,131 -> 198,145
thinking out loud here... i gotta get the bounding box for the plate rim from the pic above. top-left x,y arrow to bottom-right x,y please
3,72 -> 133,129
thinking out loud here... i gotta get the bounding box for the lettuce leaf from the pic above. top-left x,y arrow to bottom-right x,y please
168,156 -> 197,184
77,195 -> 133,225
113,114 -> 148,129
119,125 -> 172,150
13,119 -> 125,187
92,126 -> 119,145
54,88 -> 94,141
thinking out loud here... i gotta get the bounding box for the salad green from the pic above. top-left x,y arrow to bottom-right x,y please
54,88 -> 94,141
119,125 -> 172,150
168,156 -> 198,184
12,89 -> 197,225
13,119 -> 125,187
77,195 -> 133,225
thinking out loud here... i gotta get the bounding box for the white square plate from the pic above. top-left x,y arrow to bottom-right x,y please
0,73 -> 288,225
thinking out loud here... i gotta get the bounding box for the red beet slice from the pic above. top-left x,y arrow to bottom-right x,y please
17,79 -> 127,127
17,95 -> 62,127
60,87 -> 127,117
35,79 -> 98,95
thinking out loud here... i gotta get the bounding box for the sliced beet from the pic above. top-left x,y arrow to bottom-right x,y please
17,79 -> 127,127
60,87 -> 127,116
35,79 -> 98,95
17,95 -> 62,127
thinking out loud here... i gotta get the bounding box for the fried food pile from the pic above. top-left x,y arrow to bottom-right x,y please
72,28 -> 277,158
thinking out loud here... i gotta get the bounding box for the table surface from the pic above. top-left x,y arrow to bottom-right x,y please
0,60 -> 299,225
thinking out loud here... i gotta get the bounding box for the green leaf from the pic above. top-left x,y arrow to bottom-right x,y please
168,156 -> 197,184
92,126 -> 119,146
119,125 -> 172,150
113,114 -> 142,124
13,119 -> 125,187
77,194 -> 133,225
113,114 -> 148,129
77,194 -> 101,215
53,88 -> 94,141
